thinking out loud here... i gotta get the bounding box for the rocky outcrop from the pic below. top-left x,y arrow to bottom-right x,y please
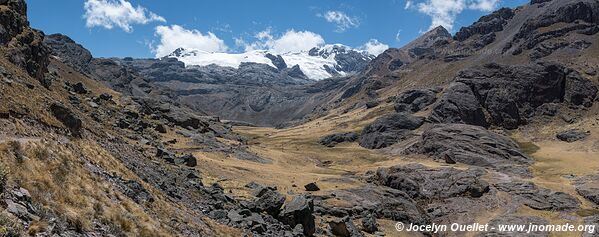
406,124 -> 532,176
0,0 -> 49,81
454,7 -> 515,45
448,63 -> 597,129
319,132 -> 359,147
359,113 -> 424,149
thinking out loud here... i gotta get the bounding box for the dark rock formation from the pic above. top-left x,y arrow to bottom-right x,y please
0,0 -> 50,81
406,124 -> 532,176
319,132 -> 359,147
429,82 -> 488,127
478,215 -> 549,237
361,214 -> 378,234
394,89 -> 437,113
556,129 -> 590,142
359,113 -> 424,149
575,175 -> 599,205
265,53 -> 287,70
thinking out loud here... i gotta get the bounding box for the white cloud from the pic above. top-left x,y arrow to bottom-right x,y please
396,30 -> 402,42
153,25 -> 228,57
319,11 -> 360,33
405,0 -> 413,9
84,0 -> 165,32
415,0 -> 500,31
469,0 -> 499,11
239,28 -> 325,54
360,39 -> 389,56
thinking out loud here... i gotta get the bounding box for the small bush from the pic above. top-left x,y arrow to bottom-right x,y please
0,212 -> 22,237
8,141 -> 24,163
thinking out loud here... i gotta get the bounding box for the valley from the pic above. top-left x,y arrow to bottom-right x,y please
1,0 -> 599,236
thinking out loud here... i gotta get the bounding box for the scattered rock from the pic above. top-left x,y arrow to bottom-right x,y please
249,189 -> 286,216
556,129 -> 590,142
155,124 -> 167,133
304,183 -> 320,192
359,113 -> 424,149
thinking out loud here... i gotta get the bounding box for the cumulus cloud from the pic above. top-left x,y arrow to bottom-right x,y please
239,28 -> 325,54
319,11 -> 360,33
84,0 -> 165,32
360,39 -> 389,56
153,25 -> 228,57
415,0 -> 500,31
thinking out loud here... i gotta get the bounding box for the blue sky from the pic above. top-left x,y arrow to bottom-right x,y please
28,0 -> 529,58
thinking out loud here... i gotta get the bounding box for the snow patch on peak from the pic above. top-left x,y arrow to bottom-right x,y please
166,45 -> 374,80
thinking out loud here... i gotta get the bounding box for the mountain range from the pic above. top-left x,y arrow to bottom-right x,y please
1,0 -> 599,236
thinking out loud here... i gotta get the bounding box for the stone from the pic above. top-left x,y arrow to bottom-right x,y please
251,189 -> 286,216
304,183 -> 320,192
155,124 -> 167,133
496,182 -> 579,211
72,82 -> 87,94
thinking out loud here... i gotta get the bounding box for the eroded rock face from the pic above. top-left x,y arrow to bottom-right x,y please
575,175 -> 599,205
478,215 -> 550,237
359,113 -> 424,149
449,63 -> 597,129
405,124 -> 532,176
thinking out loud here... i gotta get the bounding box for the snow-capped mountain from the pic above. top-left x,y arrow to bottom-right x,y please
165,44 -> 374,80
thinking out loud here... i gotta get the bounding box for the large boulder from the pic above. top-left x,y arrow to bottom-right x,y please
373,164 -> 490,200
429,82 -> 488,127
49,103 -> 82,136
406,124 -> 532,176
279,195 -> 316,236
249,189 -> 286,216
359,113 -> 424,149
556,129 -> 590,142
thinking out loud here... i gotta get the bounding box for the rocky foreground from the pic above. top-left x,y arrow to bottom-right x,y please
0,0 -> 599,236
